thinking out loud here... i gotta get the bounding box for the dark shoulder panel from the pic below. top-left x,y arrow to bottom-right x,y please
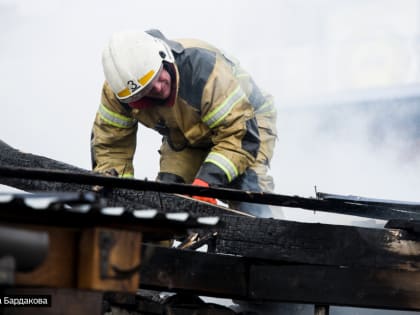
175,47 -> 216,111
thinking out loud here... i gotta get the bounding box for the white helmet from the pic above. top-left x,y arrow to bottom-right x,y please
102,31 -> 175,103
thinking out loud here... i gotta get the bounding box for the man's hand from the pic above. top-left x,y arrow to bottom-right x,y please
191,178 -> 217,205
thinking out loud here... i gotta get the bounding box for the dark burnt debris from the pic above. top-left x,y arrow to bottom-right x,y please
1,140 -> 420,315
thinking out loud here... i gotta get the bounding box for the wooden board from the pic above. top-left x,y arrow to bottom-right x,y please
249,264 -> 420,310
140,244 -> 420,311
78,227 -> 142,292
213,215 -> 420,270
140,245 -> 247,298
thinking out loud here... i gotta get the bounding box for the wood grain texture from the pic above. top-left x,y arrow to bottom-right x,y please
78,228 -> 142,292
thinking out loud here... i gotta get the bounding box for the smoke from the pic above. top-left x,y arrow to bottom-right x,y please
268,89 -> 420,227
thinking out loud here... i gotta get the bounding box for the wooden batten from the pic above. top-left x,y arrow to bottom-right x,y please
78,227 -> 142,293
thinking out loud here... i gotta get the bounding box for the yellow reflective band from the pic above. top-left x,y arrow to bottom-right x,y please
98,104 -> 137,129
119,173 -> 134,178
138,70 -> 155,86
203,86 -> 246,129
205,152 -> 238,182
117,88 -> 131,98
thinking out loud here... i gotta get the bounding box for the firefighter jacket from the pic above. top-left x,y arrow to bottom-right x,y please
91,30 -> 277,187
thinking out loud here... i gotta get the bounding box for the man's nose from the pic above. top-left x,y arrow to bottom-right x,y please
150,81 -> 162,95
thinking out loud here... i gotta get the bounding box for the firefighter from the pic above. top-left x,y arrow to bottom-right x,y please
91,29 -> 277,217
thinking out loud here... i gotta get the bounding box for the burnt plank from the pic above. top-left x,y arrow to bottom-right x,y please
0,194 -> 219,241
0,140 -> 237,217
250,264 -> 420,311
317,191 -> 420,212
213,215 -> 420,270
2,141 -> 420,222
140,245 -> 247,299
3,164 -> 420,221
139,245 -> 420,311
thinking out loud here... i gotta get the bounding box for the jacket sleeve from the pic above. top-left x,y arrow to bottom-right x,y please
91,82 -> 138,177
195,56 -> 260,186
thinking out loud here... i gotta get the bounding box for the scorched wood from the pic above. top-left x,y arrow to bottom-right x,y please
0,140 -> 239,217
140,244 -> 420,311
212,215 -> 420,271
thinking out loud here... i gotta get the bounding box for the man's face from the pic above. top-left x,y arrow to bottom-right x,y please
144,68 -> 172,100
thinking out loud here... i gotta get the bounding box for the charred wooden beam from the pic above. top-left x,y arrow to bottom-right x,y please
249,264 -> 420,311
317,191 -> 420,211
1,140 -> 420,221
0,192 -> 220,241
0,140 -> 241,217
140,244 -> 420,312
213,215 -> 420,271
1,166 -> 419,221
140,245 -> 247,299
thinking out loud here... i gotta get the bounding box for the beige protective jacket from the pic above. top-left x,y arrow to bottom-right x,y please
91,30 -> 277,187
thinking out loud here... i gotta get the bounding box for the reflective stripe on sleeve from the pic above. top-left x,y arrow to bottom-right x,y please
98,104 -> 137,129
202,86 -> 246,129
204,152 -> 238,182
120,173 -> 134,178
254,98 -> 276,115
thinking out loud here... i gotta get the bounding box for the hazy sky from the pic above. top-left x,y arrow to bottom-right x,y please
1,0 -> 420,225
